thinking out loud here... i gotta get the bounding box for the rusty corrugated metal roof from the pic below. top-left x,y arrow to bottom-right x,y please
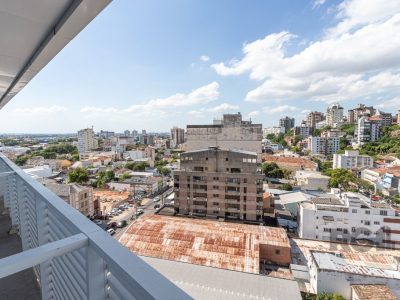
119,215 -> 290,274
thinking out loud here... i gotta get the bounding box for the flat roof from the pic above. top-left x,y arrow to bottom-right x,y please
119,215 -> 290,274
0,0 -> 111,108
141,256 -> 302,300
290,238 -> 400,268
311,251 -> 400,279
351,284 -> 397,300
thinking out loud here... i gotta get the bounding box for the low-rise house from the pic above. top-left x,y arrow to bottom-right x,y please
291,238 -> 400,300
262,154 -> 318,172
295,171 -> 330,191
44,182 -> 94,217
298,191 -> 400,248
23,165 -> 53,178
333,150 -> 373,170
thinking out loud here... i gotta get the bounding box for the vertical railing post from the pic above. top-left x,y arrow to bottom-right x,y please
36,196 -> 53,300
87,245 -> 107,300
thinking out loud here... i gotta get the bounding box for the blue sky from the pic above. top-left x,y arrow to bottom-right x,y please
1,0 -> 399,133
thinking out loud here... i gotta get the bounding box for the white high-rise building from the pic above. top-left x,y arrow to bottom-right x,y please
77,128 -> 98,154
333,150 -> 373,170
326,103 -> 344,127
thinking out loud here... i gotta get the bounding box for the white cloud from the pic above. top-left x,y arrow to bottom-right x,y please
247,111 -> 260,118
262,105 -> 299,114
200,55 -> 210,62
212,0 -> 400,104
188,103 -> 239,117
312,0 -> 326,10
375,96 -> 400,109
80,82 -> 220,116
13,105 -> 68,114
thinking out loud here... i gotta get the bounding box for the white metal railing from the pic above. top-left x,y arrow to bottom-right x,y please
0,154 -> 191,300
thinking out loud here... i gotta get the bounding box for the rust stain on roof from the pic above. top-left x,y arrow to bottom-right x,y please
119,215 -> 290,274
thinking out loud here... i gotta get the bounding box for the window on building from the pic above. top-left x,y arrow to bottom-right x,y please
225,157 -> 229,161
365,210 -> 370,214
323,228 -> 331,232
352,209 -> 357,213
374,221 -> 380,225
337,228 -> 342,231
343,229 -> 348,234
380,210 -> 387,216
275,249 -> 280,255
351,227 -> 356,232
212,202 -> 219,206
365,221 -> 370,225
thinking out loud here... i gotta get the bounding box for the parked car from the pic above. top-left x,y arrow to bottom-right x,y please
107,228 -> 115,235
107,221 -> 117,229
94,220 -> 103,225
153,197 -> 160,203
136,209 -> 144,216
154,204 -> 161,209
117,220 -> 128,228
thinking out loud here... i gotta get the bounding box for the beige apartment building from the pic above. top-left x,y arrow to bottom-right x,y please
186,112 -> 262,154
173,147 -> 264,222
45,182 -> 94,217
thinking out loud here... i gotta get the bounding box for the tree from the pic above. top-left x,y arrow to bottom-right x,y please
281,183 -> 293,191
157,166 -> 171,176
133,162 -> 149,171
95,170 -> 115,187
15,155 -> 29,166
67,167 -> 89,184
316,293 -> 345,300
327,169 -> 357,190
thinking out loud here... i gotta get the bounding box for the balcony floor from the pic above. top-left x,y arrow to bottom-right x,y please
0,202 -> 41,300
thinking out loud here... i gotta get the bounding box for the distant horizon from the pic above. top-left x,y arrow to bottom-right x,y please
0,0 -> 399,133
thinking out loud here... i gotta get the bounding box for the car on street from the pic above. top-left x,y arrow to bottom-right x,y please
117,220 -> 128,228
154,204 -> 161,209
136,209 -> 144,216
94,220 -> 103,225
106,228 -> 115,235
153,196 -> 160,203
107,221 -> 117,229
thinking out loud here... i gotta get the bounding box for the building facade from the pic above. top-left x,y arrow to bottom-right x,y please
326,103 -> 344,127
77,128 -> 98,154
298,192 -> 400,249
306,111 -> 325,128
357,116 -> 381,145
263,126 -> 285,137
170,126 -> 185,148
279,116 -> 295,131
186,112 -> 262,154
45,183 -> 94,217
347,104 -> 376,124
295,122 -> 313,138
333,150 -> 373,170
307,136 -> 340,155
173,147 -> 264,222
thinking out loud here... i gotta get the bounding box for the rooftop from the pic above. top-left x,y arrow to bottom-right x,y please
351,284 -> 397,300
119,215 -> 290,274
290,238 -> 400,267
261,155 -> 317,170
141,256 -> 302,300
311,251 -> 400,279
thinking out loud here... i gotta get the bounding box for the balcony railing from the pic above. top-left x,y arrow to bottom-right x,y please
0,154 -> 190,300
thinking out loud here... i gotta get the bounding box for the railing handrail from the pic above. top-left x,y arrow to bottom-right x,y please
0,154 -> 191,299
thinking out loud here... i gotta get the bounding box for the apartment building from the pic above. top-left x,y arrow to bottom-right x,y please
140,134 -> 154,145
295,171 -> 329,191
44,182 -> 94,217
170,126 -> 185,148
77,128 -> 98,154
333,150 -> 373,170
307,136 -> 340,155
326,103 -> 344,127
186,112 -> 262,154
306,111 -> 324,128
294,122 -> 313,138
347,104 -> 376,123
173,147 -> 264,222
279,116 -> 295,131
357,116 -> 381,145
298,192 -> 400,249
263,126 -> 285,137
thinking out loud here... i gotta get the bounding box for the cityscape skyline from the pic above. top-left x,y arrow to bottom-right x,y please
0,0 -> 399,133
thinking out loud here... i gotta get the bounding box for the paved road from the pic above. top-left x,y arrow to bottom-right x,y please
92,187 -> 173,240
